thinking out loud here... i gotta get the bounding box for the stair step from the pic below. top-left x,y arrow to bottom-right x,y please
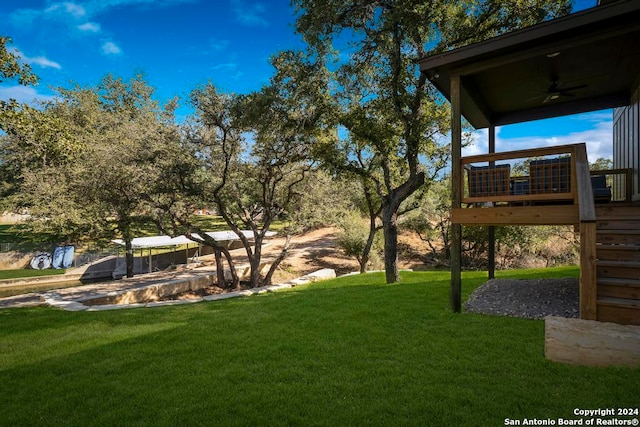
597,260 -> 640,280
598,244 -> 640,250
597,220 -> 640,230
596,206 -> 640,219
598,277 -> 640,299
597,260 -> 640,268
597,297 -> 640,326
597,230 -> 640,244
598,297 -> 640,309
598,277 -> 640,287
597,244 -> 640,261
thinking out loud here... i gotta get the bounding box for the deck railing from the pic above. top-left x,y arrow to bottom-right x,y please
462,144 -> 580,206
590,168 -> 633,203
456,142 -> 607,320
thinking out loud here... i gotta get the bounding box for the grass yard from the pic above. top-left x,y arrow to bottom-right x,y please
0,267 -> 637,426
0,268 -> 66,281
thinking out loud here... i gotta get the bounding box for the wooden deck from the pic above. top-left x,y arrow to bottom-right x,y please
451,143 -> 639,325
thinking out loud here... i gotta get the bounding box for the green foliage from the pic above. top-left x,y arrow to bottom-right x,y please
149,55 -> 330,286
1,73 -> 180,279
335,210 -> 383,270
0,35 -> 38,86
289,169 -> 365,231
293,0 -> 570,282
1,268 -> 637,426
590,157 -> 613,171
402,177 -> 451,257
0,36 -> 41,206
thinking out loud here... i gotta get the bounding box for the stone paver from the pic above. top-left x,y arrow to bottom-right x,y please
145,298 -> 203,308
0,267 -> 336,311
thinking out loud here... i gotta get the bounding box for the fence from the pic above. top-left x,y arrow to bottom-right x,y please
0,243 -> 17,252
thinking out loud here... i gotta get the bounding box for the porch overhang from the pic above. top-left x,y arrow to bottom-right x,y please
419,0 -> 640,129
418,1 -> 640,319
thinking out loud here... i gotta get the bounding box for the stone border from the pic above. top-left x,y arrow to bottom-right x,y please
42,268 -> 336,312
545,316 -> 640,367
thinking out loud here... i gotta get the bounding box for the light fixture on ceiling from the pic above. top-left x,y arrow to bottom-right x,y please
546,52 -> 561,58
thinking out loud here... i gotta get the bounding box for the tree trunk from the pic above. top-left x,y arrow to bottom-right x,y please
263,234 -> 291,285
125,238 -> 134,278
214,248 -> 226,288
360,180 -> 380,274
360,217 -> 377,274
220,246 -> 240,289
379,172 -> 425,283
248,235 -> 263,288
382,204 -> 399,283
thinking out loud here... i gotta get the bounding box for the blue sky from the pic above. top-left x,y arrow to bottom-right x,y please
1,0 -> 611,161
1,0 -> 303,105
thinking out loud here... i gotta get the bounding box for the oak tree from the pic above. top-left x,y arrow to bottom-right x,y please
293,0 -> 571,283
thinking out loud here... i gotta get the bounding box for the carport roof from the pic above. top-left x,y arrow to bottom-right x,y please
419,0 -> 640,129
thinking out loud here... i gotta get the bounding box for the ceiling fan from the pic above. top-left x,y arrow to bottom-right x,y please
527,53 -> 588,104
527,79 -> 588,104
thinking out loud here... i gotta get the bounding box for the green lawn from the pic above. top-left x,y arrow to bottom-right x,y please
0,267 -> 637,426
0,268 -> 66,281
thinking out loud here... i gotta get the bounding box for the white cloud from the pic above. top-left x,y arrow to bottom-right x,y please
10,0 -> 193,32
0,85 -> 56,105
211,63 -> 237,71
8,47 -> 62,70
84,0 -> 195,14
9,8 -> 40,26
209,39 -> 230,52
77,21 -> 101,33
230,0 -> 269,27
25,55 -> 62,70
45,2 -> 87,18
101,41 -> 123,56
463,114 -> 613,164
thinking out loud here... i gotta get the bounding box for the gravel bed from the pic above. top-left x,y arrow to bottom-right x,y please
464,277 -> 579,320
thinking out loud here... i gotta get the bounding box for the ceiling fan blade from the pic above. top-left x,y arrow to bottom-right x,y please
558,83 -> 587,92
525,94 -> 546,102
543,95 -> 554,104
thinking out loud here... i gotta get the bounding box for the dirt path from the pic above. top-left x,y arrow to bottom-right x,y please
248,226 -> 430,281
235,227 -> 359,280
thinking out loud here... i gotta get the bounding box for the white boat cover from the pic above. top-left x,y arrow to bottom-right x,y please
111,230 -> 276,249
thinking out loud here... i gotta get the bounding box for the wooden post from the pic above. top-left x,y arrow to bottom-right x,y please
580,222 -> 598,321
574,144 -> 597,320
488,125 -> 496,280
626,168 -> 633,203
451,75 -> 462,313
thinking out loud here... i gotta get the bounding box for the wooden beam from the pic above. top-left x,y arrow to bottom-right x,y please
492,93 -> 630,127
451,75 -> 462,313
462,143 -> 578,165
452,205 -> 579,226
463,192 -> 574,204
488,125 -> 496,280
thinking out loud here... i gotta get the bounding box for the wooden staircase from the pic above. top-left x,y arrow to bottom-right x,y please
595,205 -> 640,326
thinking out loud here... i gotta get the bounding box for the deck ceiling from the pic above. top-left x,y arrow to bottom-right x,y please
419,0 -> 640,129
